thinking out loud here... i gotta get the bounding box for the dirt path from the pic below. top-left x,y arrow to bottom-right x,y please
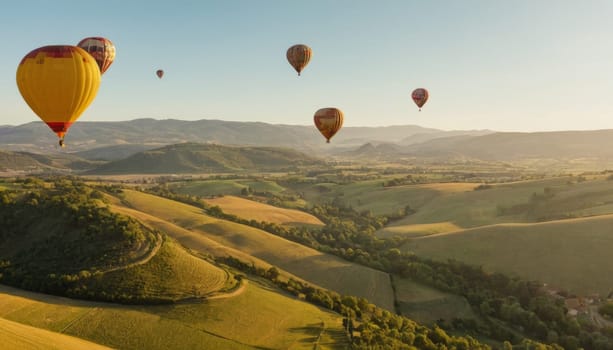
101,231 -> 163,274
206,279 -> 248,300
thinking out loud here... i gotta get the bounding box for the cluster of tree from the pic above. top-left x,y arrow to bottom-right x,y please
474,184 -> 494,190
600,303 -> 613,319
383,174 -> 430,187
0,178 -> 156,301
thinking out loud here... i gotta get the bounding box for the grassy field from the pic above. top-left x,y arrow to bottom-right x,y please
0,317 -> 111,350
394,277 -> 477,325
403,214 -> 613,295
203,195 -> 324,226
170,179 -> 287,197
240,179 -> 285,193
288,179 -> 479,217
110,189 -> 396,311
379,176 -> 613,237
0,281 -> 348,350
171,179 -> 248,196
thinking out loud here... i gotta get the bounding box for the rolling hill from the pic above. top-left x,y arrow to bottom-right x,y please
202,195 -> 324,226
0,181 -> 230,303
0,283 -> 348,350
402,214 -> 613,296
0,317 -> 112,350
73,143 -> 162,161
404,129 -> 613,161
87,143 -> 325,174
0,118 -> 486,153
108,189 -> 396,310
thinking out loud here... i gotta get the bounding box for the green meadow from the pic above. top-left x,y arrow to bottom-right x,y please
0,281 -> 348,350
380,176 -> 613,236
403,214 -> 613,295
170,179 -> 286,197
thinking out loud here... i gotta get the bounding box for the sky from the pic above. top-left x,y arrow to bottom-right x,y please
1,0 -> 612,132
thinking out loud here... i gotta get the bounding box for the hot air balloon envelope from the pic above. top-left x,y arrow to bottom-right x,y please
16,45 -> 101,146
156,69 -> 164,79
314,107 -> 344,143
77,37 -> 116,74
411,88 -> 429,111
286,44 -> 312,76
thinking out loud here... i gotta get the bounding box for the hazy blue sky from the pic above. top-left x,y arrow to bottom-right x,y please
1,0 -> 612,131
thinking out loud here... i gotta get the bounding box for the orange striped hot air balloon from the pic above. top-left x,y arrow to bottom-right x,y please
314,107 -> 344,143
286,44 -> 312,76
411,88 -> 429,111
16,45 -> 101,147
77,37 -> 116,75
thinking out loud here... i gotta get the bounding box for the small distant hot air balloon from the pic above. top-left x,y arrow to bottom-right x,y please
77,37 -> 116,75
156,69 -> 164,79
314,108 -> 344,143
16,45 -> 101,147
286,44 -> 312,76
411,88 -> 429,111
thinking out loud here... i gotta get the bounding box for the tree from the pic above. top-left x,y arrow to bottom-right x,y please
266,266 -> 280,280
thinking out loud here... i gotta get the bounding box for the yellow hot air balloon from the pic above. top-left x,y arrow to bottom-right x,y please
286,44 -> 312,76
77,37 -> 116,75
16,45 -> 101,147
314,107 -> 343,143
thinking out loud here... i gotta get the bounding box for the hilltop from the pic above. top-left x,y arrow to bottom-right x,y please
88,142 -> 325,174
0,179 -> 230,303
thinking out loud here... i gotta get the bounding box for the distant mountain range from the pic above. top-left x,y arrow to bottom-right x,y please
2,118 -> 613,173
0,119 -> 489,153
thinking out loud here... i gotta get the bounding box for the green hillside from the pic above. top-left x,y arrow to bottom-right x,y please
170,178 -> 286,197
0,179 -> 229,303
379,176 -> 613,237
110,189 -> 396,310
88,143 -> 324,174
0,317 -> 112,350
403,214 -> 613,295
0,283 -> 348,350
74,143 -> 162,161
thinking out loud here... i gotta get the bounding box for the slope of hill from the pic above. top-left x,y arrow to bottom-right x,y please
405,129 -> 613,162
110,189 -> 396,310
88,143 -> 325,174
0,150 -> 47,172
0,317 -> 112,350
0,282 -> 348,350
403,214 -> 613,295
171,179 -> 287,197
0,181 -> 229,303
0,149 -> 99,173
202,195 -> 324,226
74,143 -> 162,161
379,176 -> 613,236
